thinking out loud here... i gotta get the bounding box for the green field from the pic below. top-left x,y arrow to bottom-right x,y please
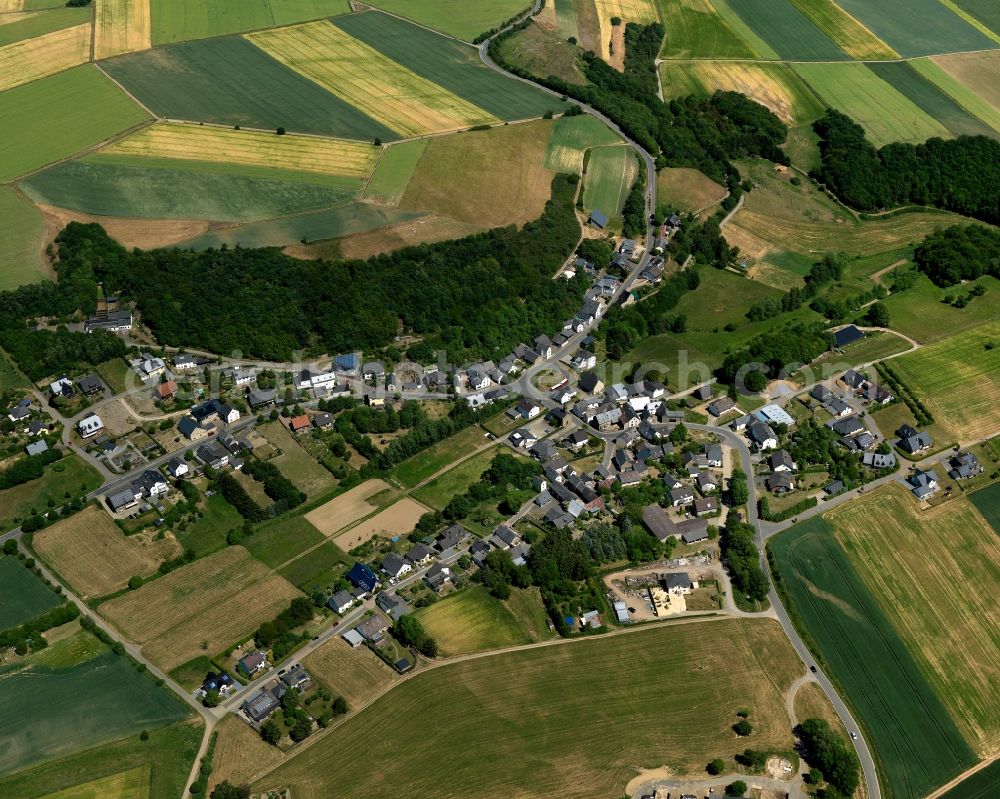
0,348 -> 29,391
0,5 -> 90,46
259,422 -> 337,497
543,113 -> 621,174
363,0 -> 528,41
333,12 -> 566,122
412,449 -> 496,510
708,0 -> 780,58
21,160 -> 357,222
391,426 -> 491,487
909,57 -> 1000,134
179,204 -> 422,250
939,760 -> 1000,799
151,0 -> 349,44
657,0 -> 757,58
883,271 -> 1000,342
176,493 -> 245,558
833,0 -> 996,57
35,766 -> 149,799
582,145 -> 638,218
866,61 -> 997,138
0,629 -> 191,776
412,586 -> 536,656
0,720 -> 201,799
101,37 -> 396,141
496,17 -> 587,86
953,0 -> 1000,36
0,186 -> 46,291
970,482 -> 1000,534
0,455 -> 103,534
252,617 -> 804,797
247,514 -> 327,568
0,555 -> 61,630
794,62 -> 951,146
278,540 -> 351,592
770,520 -> 976,799
727,0 -> 848,60
363,140 -> 428,205
0,66 -> 148,183
676,266 -> 785,329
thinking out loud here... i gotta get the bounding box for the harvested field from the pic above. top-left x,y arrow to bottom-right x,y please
363,0 -> 526,42
39,766 -> 149,799
258,421 -> 336,497
94,0 -> 151,59
544,113 -> 621,173
304,479 -> 395,537
582,145 -> 638,217
33,506 -> 181,599
594,0 -> 658,66
209,716 -> 284,793
246,21 -> 496,137
0,0 -> 23,9
253,618 -> 802,797
333,497 -> 429,551
37,203 -> 208,251
413,585 -> 536,656
932,51 -> 1000,120
98,546 -> 303,671
102,123 -> 380,179
828,484 -> 1000,756
890,318 -> 1000,442
311,213 -> 478,260
400,121 -> 557,227
362,139 -> 427,205
0,22 -> 90,92
304,636 -> 396,708
787,0 -> 897,59
657,167 -> 726,213
656,0 -> 757,59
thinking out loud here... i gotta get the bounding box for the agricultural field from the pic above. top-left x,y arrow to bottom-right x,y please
725,0 -> 848,61
101,37 -> 396,141
0,554 -> 61,629
0,5 -> 90,46
413,586 -> 542,656
247,21 -> 497,138
656,0 -> 758,59
94,0 -> 151,60
0,721 -> 201,799
334,12 -> 566,122
890,318 -> 1000,442
364,0 -> 526,41
208,716 -> 284,794
544,114 -> 622,174
770,519 -> 977,799
970,481 -> 1000,535
828,485 -> 1000,756
333,497 -> 430,551
786,0 -> 898,59
252,618 -> 803,797
257,422 -> 336,497
938,760 -> 1000,799
582,145 -> 638,218
277,540 -> 351,592
593,0 -> 659,66
412,449 -> 495,509
909,58 -> 1000,135
0,186 -> 46,290
833,0 -> 997,57
932,51 -> 1000,114
98,546 -> 303,672
656,167 -> 727,213
794,62 -> 951,147
362,139 -> 428,205
304,479 -> 396,537
150,0 -> 349,45
0,23 -> 90,93
33,507 -> 180,599
0,454 -> 102,534
399,121 -> 557,227
310,213 -> 478,260
495,18 -> 588,86
304,635 -> 396,709
0,66 -> 149,183
0,627 -> 191,776
391,425 -> 490,487
247,513 -> 327,568
951,0 -> 1000,37
37,766 -> 149,799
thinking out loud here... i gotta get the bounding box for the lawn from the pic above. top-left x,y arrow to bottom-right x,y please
412,449 -> 495,510
362,139 -> 428,205
400,121 -> 557,227
391,425 -> 490,487
0,720 -> 201,799
258,422 -> 336,497
828,484 -> 1000,756
656,0 -> 758,59
883,273 -> 1000,343
95,357 -> 131,394
176,493 -> 245,558
0,454 -> 103,534
890,318 -> 1000,442
0,186 -> 47,291
0,65 -> 148,182
833,0 -> 996,57
246,513 -> 327,568
582,145 -> 638,218
770,519 -> 977,799
939,759 -> 1000,799
543,113 -> 622,174
363,0 -> 527,41
970,481 -> 1000,535
786,0 -> 897,59
0,554 -> 61,629
793,62 -> 950,147
413,586 -> 537,656
725,0 -> 848,60
101,36 -> 395,141
150,0 -> 349,44
253,618 -> 802,796
0,628 -> 191,776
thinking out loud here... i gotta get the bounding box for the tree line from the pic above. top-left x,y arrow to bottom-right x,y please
719,511 -> 769,603
913,223 -> 1000,286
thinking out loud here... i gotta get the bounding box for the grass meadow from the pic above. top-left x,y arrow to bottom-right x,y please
412,449 -> 495,510
543,113 -> 621,174
882,273 -> 1000,343
391,426 -> 491,487
412,586 -> 538,656
247,513 -> 327,568
0,454 -> 102,534
0,187 -> 47,291
0,555 -> 61,629
258,422 -> 337,497
362,139 -> 427,205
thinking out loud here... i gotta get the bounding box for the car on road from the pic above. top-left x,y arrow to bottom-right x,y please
851,732 -> 858,740
810,665 -> 817,673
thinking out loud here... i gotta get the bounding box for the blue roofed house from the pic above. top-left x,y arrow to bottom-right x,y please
347,562 -> 379,593
588,210 -> 609,229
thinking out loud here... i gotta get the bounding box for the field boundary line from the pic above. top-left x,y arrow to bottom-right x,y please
925,752 -> 1000,799
656,45 -> 1000,64
93,60 -> 158,118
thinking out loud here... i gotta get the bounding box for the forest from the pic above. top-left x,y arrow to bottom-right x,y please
913,223 -> 1000,286
719,322 -> 832,385
812,109 -> 1000,224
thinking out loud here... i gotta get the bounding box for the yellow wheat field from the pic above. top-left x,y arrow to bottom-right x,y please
94,0 -> 151,60
0,0 -> 24,11
0,23 -> 90,92
0,10 -> 38,25
687,61 -> 800,124
103,122 -> 380,179
594,0 -> 659,66
247,21 -> 498,137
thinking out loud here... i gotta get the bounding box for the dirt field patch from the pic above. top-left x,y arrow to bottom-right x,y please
304,636 -> 396,709
94,0 -> 151,59
313,213 -> 478,260
0,23 -> 90,92
209,716 -> 284,793
38,203 -> 210,250
657,167 -> 727,213
33,506 -> 180,599
99,546 -> 302,671
333,497 -> 429,551
304,479 -> 395,537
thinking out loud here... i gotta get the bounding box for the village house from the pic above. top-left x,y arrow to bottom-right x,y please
77,414 -> 104,439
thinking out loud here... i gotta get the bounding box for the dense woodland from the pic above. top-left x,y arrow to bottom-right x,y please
913,223 -> 1000,286
719,322 -> 832,385
813,109 -> 1000,224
